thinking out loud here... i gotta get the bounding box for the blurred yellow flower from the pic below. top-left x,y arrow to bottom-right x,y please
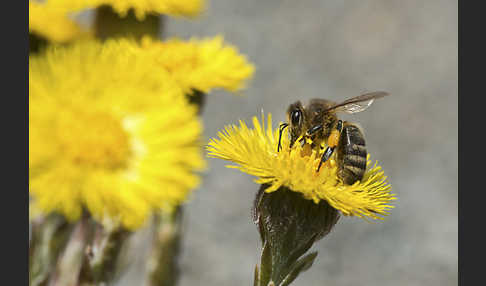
29,1 -> 87,42
48,0 -> 205,20
29,39 -> 205,229
207,113 -> 396,220
141,36 -> 255,95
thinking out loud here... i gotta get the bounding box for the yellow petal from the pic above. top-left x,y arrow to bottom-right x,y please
207,113 -> 396,220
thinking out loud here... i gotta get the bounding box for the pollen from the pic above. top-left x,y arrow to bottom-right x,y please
207,113 -> 396,220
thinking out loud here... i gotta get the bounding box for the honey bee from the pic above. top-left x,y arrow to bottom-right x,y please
277,91 -> 389,185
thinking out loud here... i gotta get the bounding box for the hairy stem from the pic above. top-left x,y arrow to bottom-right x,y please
187,90 -> 207,114
49,215 -> 93,286
145,208 -> 183,286
94,5 -> 163,40
79,220 -> 130,284
253,185 -> 340,286
29,33 -> 48,54
29,215 -> 71,286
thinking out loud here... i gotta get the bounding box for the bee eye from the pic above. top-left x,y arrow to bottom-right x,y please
291,110 -> 302,125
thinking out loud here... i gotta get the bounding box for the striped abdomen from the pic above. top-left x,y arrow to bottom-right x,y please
336,123 -> 367,185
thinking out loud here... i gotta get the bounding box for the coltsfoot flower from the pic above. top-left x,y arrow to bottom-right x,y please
47,0 -> 206,20
141,36 -> 255,95
29,1 -> 88,43
29,39 -> 205,229
207,113 -> 396,220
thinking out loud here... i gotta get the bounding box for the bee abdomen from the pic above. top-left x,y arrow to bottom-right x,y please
337,124 -> 367,185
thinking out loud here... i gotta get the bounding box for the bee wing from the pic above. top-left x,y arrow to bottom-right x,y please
326,91 -> 389,114
334,99 -> 375,114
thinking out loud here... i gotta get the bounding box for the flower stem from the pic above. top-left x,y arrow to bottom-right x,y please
253,185 -> 340,286
187,90 -> 207,114
49,215 -> 93,286
29,215 -> 71,286
80,220 -> 130,284
145,208 -> 183,286
29,33 -> 48,54
94,5 -> 163,40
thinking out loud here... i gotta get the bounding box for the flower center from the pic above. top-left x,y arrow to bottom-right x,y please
57,110 -> 132,169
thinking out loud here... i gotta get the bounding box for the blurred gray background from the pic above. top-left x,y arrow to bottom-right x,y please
121,0 -> 458,285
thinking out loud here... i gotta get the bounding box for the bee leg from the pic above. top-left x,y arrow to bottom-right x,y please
277,123 -> 289,152
316,120 -> 343,172
336,120 -> 343,133
306,124 -> 322,137
299,136 -> 306,147
317,146 -> 335,171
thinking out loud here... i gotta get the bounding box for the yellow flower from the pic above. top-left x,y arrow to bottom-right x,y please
29,39 -> 205,229
207,113 -> 396,220
29,1 -> 87,42
141,36 -> 255,95
47,0 -> 205,20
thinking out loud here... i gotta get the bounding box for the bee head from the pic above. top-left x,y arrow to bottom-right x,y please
286,101 -> 306,148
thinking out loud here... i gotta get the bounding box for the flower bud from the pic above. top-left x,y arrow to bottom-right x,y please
252,184 -> 340,286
